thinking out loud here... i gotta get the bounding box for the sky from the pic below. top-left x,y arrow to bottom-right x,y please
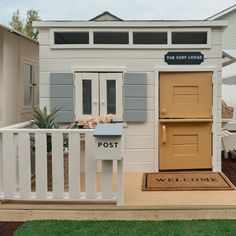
0,0 -> 236,25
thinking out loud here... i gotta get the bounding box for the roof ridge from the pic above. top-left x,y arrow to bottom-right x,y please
89,11 -> 123,21
206,4 -> 236,20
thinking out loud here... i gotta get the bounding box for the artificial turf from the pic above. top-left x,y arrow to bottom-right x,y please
14,220 -> 236,236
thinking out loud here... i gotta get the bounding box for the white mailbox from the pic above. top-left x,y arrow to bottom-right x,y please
94,123 -> 123,160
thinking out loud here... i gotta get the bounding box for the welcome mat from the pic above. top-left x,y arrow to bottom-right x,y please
142,172 -> 235,191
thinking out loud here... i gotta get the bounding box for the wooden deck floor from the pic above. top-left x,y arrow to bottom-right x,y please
1,172 -> 236,221
124,172 -> 236,206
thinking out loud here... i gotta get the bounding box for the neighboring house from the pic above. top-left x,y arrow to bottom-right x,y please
207,4 -> 236,117
33,12 -> 226,172
0,25 -> 39,127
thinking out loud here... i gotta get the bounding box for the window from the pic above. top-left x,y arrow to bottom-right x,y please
93,32 -> 129,44
51,28 -> 210,48
107,80 -> 116,114
172,32 -> 208,44
54,32 -> 89,44
34,66 -> 39,107
75,73 -> 123,121
82,80 -> 92,114
23,62 -> 39,109
133,32 -> 167,44
23,64 -> 33,106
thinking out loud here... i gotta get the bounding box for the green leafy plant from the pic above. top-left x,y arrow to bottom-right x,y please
10,9 -> 40,39
32,106 -> 60,152
32,106 -> 59,129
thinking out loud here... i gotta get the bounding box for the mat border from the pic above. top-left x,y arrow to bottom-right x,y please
142,172 -> 235,191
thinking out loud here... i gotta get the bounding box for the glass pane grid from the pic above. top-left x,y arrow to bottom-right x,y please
82,80 -> 92,115
172,32 -> 207,44
107,80 -> 116,114
133,32 -> 167,44
94,32 -> 129,44
55,32 -> 89,44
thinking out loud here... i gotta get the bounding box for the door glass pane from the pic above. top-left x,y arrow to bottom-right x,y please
24,87 -> 32,106
34,86 -> 39,107
34,66 -> 39,107
82,80 -> 92,114
34,66 -> 39,84
23,63 -> 33,106
23,64 -> 32,85
107,80 -> 116,114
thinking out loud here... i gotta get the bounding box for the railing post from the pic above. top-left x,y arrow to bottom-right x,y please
35,132 -> 47,199
52,132 -> 64,198
2,131 -> 16,198
68,132 -> 81,199
101,160 -> 113,199
117,159 -> 124,206
18,132 -> 31,199
85,131 -> 96,199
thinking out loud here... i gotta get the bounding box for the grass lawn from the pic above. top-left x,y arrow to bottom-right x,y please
14,220 -> 236,236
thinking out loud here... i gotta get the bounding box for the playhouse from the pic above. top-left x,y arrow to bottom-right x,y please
0,25 -> 39,127
33,12 -> 226,173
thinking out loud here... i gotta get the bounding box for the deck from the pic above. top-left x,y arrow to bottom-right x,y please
1,171 -> 236,221
1,122 -> 236,221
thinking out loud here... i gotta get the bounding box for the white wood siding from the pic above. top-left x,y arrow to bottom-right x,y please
217,12 -> 236,49
38,28 -> 223,172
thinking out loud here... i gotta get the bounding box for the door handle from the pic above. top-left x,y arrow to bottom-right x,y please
162,125 -> 167,144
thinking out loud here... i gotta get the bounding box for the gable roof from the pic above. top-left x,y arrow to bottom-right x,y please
89,11 -> 123,21
207,4 -> 236,20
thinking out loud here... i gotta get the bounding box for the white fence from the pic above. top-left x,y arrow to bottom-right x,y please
0,121 -> 123,205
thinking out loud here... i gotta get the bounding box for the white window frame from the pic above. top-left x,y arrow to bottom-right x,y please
22,63 -> 33,109
169,28 -> 211,49
74,72 -> 123,121
75,73 -> 99,118
21,59 -> 39,110
100,73 -> 123,121
50,28 -> 211,49
34,65 -> 40,108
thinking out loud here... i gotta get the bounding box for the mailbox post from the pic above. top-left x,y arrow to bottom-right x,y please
94,123 -> 124,205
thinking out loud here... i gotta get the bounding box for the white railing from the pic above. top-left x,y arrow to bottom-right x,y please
0,121 -> 123,205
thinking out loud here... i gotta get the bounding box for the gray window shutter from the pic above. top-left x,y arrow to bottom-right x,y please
123,73 -> 147,122
50,73 -> 74,123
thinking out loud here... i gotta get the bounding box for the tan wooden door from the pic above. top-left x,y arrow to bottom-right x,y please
159,72 -> 212,170
160,72 -> 212,118
159,122 -> 212,170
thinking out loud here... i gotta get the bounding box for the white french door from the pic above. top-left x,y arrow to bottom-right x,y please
75,72 -> 123,121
